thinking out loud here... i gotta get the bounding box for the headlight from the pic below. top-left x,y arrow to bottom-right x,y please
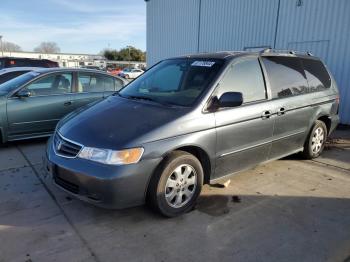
78,147 -> 144,165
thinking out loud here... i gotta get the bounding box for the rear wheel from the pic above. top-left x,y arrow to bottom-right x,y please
301,120 -> 327,159
148,151 -> 203,217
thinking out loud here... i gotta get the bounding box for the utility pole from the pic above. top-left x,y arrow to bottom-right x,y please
127,45 -> 131,68
0,36 -> 3,57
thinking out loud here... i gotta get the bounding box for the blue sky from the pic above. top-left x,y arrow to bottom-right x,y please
0,0 -> 146,54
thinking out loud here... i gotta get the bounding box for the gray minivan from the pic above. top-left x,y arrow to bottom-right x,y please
45,50 -> 339,217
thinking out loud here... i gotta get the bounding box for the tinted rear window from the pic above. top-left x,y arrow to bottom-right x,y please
262,56 -> 308,98
301,58 -> 331,91
0,71 -> 29,85
2,58 -> 58,68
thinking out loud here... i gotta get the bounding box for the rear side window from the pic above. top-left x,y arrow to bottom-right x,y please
114,78 -> 124,91
262,56 -> 308,98
78,73 -> 116,93
102,75 -> 115,91
301,58 -> 331,91
217,57 -> 266,103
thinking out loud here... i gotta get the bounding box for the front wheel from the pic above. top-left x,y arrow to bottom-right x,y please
301,120 -> 327,159
147,151 -> 203,217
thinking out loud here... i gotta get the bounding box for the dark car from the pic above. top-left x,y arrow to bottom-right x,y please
46,50 -> 339,217
0,67 -> 40,85
0,57 -> 58,69
0,68 -> 128,142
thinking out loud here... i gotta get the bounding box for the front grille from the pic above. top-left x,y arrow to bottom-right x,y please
54,173 -> 79,194
54,133 -> 82,158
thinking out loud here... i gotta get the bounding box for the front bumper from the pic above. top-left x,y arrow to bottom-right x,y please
45,137 -> 162,209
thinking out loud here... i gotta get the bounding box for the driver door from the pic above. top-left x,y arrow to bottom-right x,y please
6,72 -> 75,136
213,56 -> 275,179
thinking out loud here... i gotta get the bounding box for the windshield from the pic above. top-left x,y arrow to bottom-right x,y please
0,71 -> 40,92
119,58 -> 224,106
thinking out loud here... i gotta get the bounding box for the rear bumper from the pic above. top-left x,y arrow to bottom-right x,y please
329,114 -> 340,135
45,137 -> 162,209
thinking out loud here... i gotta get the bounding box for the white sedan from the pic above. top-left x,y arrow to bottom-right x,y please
119,68 -> 144,79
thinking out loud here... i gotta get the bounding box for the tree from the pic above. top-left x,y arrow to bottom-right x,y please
34,42 -> 60,53
102,49 -> 119,61
102,46 -> 145,61
2,41 -> 22,52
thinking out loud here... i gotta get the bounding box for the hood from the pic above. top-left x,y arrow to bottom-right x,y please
59,95 -> 193,149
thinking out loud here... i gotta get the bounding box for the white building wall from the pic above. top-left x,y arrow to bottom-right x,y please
1,51 -> 105,68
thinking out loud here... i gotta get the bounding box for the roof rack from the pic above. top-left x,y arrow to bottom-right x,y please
260,48 -> 313,56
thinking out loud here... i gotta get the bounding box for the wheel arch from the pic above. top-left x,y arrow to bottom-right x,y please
171,145 -> 212,184
146,144 -> 213,199
317,115 -> 331,134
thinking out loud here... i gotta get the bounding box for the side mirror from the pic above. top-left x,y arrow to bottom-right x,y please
218,92 -> 243,108
16,89 -> 32,98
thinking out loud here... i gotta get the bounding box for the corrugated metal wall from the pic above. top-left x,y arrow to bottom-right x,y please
274,0 -> 350,125
198,0 -> 278,52
146,0 -> 200,66
147,0 -> 350,124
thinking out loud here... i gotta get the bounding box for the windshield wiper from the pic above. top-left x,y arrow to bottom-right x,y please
121,94 -> 178,107
126,95 -> 159,103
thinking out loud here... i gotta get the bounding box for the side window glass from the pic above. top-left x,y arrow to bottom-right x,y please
102,76 -> 115,91
217,58 -> 266,103
262,56 -> 308,98
78,73 -> 104,93
114,78 -> 124,91
301,58 -> 331,91
26,73 -> 72,96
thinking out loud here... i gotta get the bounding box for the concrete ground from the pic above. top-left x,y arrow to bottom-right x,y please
0,129 -> 349,262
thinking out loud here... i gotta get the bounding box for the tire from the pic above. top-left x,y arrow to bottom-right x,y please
147,151 -> 203,217
301,120 -> 328,159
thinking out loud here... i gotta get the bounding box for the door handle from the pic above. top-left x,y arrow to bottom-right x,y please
64,101 -> 73,106
261,110 -> 272,120
277,107 -> 286,116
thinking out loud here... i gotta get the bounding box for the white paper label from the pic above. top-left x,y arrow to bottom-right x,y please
191,61 -> 215,67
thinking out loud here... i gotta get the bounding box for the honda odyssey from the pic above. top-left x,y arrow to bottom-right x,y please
45,50 -> 339,217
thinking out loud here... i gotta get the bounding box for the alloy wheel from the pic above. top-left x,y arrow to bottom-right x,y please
311,127 -> 325,154
164,164 -> 197,208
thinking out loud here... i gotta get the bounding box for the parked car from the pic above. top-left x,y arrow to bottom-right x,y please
107,68 -> 122,76
0,67 -> 40,85
81,65 -> 103,71
0,57 -> 58,69
0,68 -> 127,142
45,50 -> 339,217
119,68 -> 144,79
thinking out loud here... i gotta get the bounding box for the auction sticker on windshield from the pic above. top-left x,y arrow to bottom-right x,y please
191,61 -> 215,67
